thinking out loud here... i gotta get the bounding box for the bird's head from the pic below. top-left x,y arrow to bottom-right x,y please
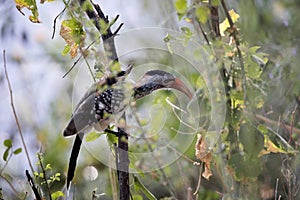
133,70 -> 193,99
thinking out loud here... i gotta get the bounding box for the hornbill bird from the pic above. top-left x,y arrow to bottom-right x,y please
63,67 -> 193,189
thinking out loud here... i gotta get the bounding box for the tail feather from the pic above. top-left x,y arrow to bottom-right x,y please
66,133 -> 83,190
63,118 -> 78,137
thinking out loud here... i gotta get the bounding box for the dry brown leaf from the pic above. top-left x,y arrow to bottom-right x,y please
195,134 -> 213,180
59,19 -> 85,58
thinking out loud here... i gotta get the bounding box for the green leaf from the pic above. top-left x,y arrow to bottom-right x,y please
228,152 -> 262,181
110,62 -> 121,74
181,27 -> 192,37
86,132 -> 102,142
106,132 -> 118,145
4,139 -> 12,148
258,124 -> 268,134
3,148 -> 10,161
13,148 -> 22,155
60,18 -> 85,58
62,45 -> 70,55
246,62 -> 262,79
195,6 -> 211,24
54,173 -> 61,181
33,172 -> 39,177
211,0 -> 221,6
51,191 -> 64,200
248,46 -> 261,54
196,76 -> 206,89
239,123 -> 264,156
55,172 -> 61,177
39,172 -> 44,178
175,0 -> 187,20
45,164 -> 52,170
133,175 -> 158,200
132,195 -> 143,200
163,33 -> 172,43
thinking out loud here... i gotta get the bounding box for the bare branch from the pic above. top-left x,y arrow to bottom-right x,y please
0,174 -> 23,200
193,162 -> 203,195
3,50 -> 34,173
253,113 -> 300,135
52,6 -> 67,39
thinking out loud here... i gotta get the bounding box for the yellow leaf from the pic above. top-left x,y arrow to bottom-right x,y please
258,137 -> 287,157
14,0 -> 41,23
229,9 -> 240,22
40,0 -> 54,3
219,9 -> 240,36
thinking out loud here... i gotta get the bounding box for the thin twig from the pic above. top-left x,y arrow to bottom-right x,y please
187,187 -> 193,200
37,153 -> 52,200
109,166 -> 118,200
52,6 -> 67,39
165,97 -> 187,114
166,143 -> 197,164
289,104 -> 298,143
253,113 -> 300,135
3,50 -> 34,173
62,39 -> 97,78
275,178 -> 279,200
170,106 -> 197,131
197,21 -> 210,45
0,149 -> 13,175
79,46 -> 96,82
0,174 -> 23,200
193,162 -> 203,195
131,105 -> 177,197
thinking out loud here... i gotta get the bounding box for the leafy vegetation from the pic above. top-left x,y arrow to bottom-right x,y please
1,0 -> 300,199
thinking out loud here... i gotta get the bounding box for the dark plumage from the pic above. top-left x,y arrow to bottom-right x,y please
64,69 -> 192,189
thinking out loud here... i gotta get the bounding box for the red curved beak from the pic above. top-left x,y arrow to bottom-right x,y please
170,78 -> 193,99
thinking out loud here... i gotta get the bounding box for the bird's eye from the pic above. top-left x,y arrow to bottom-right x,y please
163,78 -> 171,84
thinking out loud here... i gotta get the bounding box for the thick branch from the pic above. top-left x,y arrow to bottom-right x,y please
221,0 -> 247,101
209,0 -> 220,38
78,2 -> 130,199
117,128 -> 130,200
78,0 -> 123,63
